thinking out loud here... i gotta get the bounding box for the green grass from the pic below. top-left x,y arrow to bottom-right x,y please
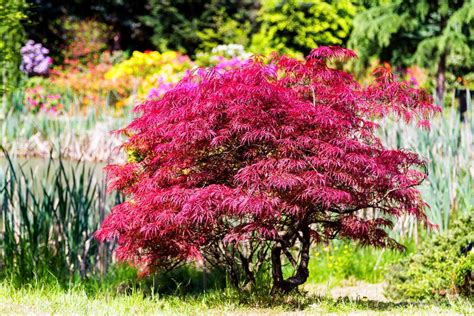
0,281 -> 471,315
305,240 -> 414,285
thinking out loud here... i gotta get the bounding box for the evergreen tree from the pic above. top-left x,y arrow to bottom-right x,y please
250,0 -> 359,56
350,0 -> 474,103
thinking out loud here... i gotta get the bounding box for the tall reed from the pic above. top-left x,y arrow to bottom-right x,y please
380,93 -> 473,238
0,149 -> 122,284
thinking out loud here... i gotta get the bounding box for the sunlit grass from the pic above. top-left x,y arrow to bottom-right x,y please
305,240 -> 414,286
0,281 -> 471,315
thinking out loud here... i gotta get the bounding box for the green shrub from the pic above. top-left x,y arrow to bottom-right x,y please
305,240 -> 412,285
386,212 -> 474,301
453,252 -> 473,297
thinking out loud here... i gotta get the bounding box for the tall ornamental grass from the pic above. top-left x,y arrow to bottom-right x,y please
0,149 -> 122,284
380,93 -> 472,237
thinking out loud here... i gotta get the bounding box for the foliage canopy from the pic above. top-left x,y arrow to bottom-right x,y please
0,0 -> 27,96
96,46 -> 438,293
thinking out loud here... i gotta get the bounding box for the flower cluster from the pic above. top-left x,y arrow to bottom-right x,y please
105,51 -> 193,102
211,44 -> 251,59
20,40 -> 52,76
62,19 -> 111,66
146,78 -> 176,100
25,86 -> 62,114
195,44 -> 252,69
405,66 -> 428,89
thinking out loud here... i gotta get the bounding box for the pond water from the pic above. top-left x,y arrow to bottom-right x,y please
0,156 -> 108,193
0,157 -> 106,175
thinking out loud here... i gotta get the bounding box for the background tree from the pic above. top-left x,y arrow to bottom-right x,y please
349,0 -> 474,103
25,0 -> 152,61
96,46 -> 438,293
0,0 -> 27,97
195,6 -> 253,52
141,0 -> 258,56
250,0 -> 359,56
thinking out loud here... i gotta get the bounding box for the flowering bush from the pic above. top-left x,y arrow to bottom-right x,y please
195,44 -> 252,69
62,19 -> 111,66
20,40 -> 52,76
50,51 -> 130,110
24,85 -> 62,114
105,51 -> 193,101
97,46 -> 439,293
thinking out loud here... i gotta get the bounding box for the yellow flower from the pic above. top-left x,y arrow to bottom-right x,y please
104,50 -> 193,101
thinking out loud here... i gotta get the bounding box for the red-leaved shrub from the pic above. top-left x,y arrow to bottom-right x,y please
96,46 -> 439,293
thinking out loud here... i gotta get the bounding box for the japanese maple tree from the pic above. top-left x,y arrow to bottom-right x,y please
96,46 -> 438,293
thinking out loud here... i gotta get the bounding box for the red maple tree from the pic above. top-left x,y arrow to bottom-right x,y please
96,46 -> 439,293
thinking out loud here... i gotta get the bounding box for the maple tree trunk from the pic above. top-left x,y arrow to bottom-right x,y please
225,249 -> 256,289
228,264 -> 240,288
271,226 -> 311,294
239,252 -> 256,288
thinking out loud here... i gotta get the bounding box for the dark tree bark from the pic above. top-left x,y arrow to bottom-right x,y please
436,51 -> 447,105
228,264 -> 239,288
239,252 -> 256,288
271,225 -> 311,294
436,13 -> 448,106
457,89 -> 470,122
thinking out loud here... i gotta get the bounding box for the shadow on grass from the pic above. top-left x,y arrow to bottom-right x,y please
89,265 -> 466,313
244,294 -> 422,311
147,286 -> 444,313
3,264 -> 468,313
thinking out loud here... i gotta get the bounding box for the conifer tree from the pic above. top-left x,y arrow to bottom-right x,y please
141,0 -> 256,55
350,0 -> 474,103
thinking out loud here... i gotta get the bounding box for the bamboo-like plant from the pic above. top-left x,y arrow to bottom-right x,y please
0,148 -> 122,284
380,92 -> 472,238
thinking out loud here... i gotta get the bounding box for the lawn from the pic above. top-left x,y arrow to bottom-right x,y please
0,282 -> 471,315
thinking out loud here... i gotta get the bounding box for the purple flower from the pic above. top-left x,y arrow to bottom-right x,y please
147,77 -> 177,99
20,40 -> 52,76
